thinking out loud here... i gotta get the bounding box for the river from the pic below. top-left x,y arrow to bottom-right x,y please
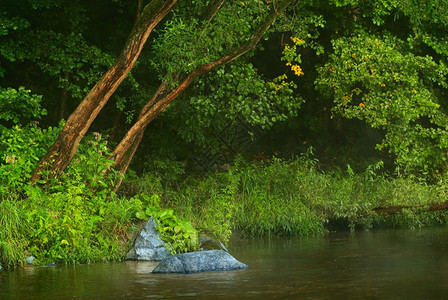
1,227 -> 448,299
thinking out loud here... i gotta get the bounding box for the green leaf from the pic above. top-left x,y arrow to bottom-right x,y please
174,226 -> 182,234
136,211 -> 146,220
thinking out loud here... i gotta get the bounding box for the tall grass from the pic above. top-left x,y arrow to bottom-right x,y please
232,156 -> 327,237
161,153 -> 448,240
0,199 -> 27,268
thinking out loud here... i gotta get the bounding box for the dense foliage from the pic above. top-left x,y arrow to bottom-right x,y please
316,32 -> 448,178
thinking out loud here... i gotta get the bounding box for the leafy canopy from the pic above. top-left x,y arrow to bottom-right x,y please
315,31 -> 448,176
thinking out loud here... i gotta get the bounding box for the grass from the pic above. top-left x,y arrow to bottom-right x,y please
136,154 -> 448,241
0,199 -> 27,268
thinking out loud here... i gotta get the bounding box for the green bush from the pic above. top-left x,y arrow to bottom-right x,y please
22,187 -> 125,265
0,87 -> 46,124
0,128 -> 143,268
0,122 -> 61,197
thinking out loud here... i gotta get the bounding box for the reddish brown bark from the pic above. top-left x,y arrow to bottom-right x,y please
31,0 -> 179,183
110,0 -> 295,189
110,82 -> 169,190
110,0 -> 227,184
373,201 -> 448,215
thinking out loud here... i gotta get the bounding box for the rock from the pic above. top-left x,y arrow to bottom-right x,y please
125,218 -> 171,261
0,265 -> 3,271
198,233 -> 228,252
25,256 -> 35,265
152,250 -> 249,274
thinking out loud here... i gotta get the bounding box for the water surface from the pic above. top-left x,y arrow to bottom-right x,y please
1,227 -> 448,299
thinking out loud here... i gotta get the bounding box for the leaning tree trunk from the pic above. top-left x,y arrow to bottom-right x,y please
111,0 -> 227,181
110,80 -> 170,190
373,201 -> 448,215
110,0 -> 295,190
30,0 -> 179,183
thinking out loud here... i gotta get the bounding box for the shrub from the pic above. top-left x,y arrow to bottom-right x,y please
0,122 -> 61,197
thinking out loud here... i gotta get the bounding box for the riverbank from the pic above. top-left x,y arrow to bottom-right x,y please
123,155 -> 448,242
1,155 -> 448,270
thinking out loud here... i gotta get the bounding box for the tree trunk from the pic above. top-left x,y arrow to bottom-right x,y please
373,201 -> 448,215
30,0 -> 178,183
110,81 -> 169,190
111,0 -> 295,190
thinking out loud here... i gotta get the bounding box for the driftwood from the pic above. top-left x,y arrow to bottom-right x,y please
372,201 -> 448,215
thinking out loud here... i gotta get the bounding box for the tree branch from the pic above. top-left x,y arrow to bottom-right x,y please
111,0 -> 295,177
30,0 -> 179,183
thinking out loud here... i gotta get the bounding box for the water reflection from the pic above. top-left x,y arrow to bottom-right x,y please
1,227 -> 448,299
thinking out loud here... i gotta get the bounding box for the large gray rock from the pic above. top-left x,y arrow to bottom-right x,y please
125,218 -> 171,261
152,250 -> 249,274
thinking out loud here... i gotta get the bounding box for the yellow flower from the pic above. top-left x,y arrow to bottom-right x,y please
290,36 -> 305,45
290,64 -> 304,76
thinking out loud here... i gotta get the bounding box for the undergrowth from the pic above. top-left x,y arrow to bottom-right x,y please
1,127 -> 152,269
129,150 -> 448,241
0,124 -> 199,269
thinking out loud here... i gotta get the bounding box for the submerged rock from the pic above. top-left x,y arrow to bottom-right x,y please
125,218 -> 171,261
152,250 -> 249,274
